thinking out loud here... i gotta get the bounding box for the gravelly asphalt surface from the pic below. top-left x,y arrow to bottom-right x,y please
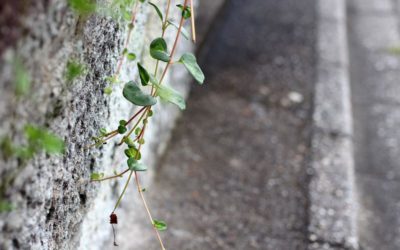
130,1 -> 316,249
348,0 -> 400,249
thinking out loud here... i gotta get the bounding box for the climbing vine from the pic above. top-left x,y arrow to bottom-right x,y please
74,0 -> 204,248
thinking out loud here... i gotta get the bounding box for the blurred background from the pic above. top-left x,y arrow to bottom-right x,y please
1,0 -> 400,249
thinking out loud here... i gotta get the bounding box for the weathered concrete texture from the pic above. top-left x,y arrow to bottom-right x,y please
348,0 -> 400,249
308,0 -> 358,249
125,0 -> 317,249
0,0 -> 193,249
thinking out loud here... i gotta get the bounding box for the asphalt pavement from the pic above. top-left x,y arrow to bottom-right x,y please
128,0 -> 317,249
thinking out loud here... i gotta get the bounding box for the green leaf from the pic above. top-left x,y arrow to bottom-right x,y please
179,53 -> 205,84
127,158 -> 147,171
99,128 -> 107,136
134,127 -> 141,135
0,136 -> 15,159
68,0 -> 96,15
150,38 -> 170,62
119,120 -> 127,126
24,125 -> 65,154
127,52 -> 136,61
13,58 -> 30,97
0,200 -> 13,212
123,81 -> 157,106
137,63 -> 150,86
176,4 -> 191,19
167,20 -> 190,40
153,219 -> 167,231
41,133 -> 65,154
65,60 -> 86,82
104,86 -> 113,95
149,2 -> 163,22
118,125 -> 127,134
124,147 -> 140,159
154,83 -> 186,110
90,172 -> 104,181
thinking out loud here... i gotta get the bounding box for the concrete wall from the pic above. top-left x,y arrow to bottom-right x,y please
0,0 -> 193,249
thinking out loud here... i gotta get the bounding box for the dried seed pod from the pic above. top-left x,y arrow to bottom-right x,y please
110,212 -> 118,224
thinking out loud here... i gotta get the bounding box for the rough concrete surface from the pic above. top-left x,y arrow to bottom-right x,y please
308,0 -> 358,249
127,0 -> 317,249
0,0 -> 194,249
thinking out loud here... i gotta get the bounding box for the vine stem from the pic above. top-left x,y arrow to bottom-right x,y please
151,0 -> 172,95
91,168 -> 129,182
114,2 -> 140,80
112,170 -> 134,212
134,172 -> 166,250
156,0 -> 189,92
190,0 -> 196,42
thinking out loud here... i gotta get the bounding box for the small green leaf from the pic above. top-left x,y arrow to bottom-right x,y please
138,138 -> 145,145
0,136 -> 15,159
176,4 -> 191,19
124,147 -> 140,158
104,86 -> 113,95
13,58 -> 30,97
149,2 -> 163,22
90,172 -> 104,181
167,20 -> 190,40
68,0 -> 96,15
105,76 -> 118,84
150,38 -> 170,62
127,53 -> 136,61
122,48 -> 128,55
118,125 -> 127,134
99,128 -> 107,136
123,81 -> 157,106
41,132 -> 65,154
154,83 -> 186,110
153,219 -> 167,231
148,110 -> 153,117
127,158 -> 147,171
137,63 -> 150,86
24,125 -> 65,154
134,127 -> 141,135
65,60 -> 86,82
179,53 -> 205,84
0,200 -> 13,212
123,137 -> 135,147
119,120 -> 127,126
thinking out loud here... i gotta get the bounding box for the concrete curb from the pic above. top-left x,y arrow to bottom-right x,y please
308,1 -> 358,249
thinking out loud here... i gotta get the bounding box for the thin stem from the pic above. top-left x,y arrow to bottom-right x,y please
114,2 -> 140,80
155,0 -> 189,95
126,106 -> 147,125
134,172 -> 166,250
151,0 -> 173,96
161,0 -> 172,37
92,168 -> 129,182
112,170 -> 134,213
190,0 -> 196,42
118,106 -> 150,145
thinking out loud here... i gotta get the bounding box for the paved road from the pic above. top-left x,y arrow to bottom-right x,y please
128,1 -> 317,249
348,0 -> 400,249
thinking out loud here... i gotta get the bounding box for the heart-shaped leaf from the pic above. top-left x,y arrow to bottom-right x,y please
123,81 -> 157,106
179,53 -> 205,84
150,38 -> 170,62
154,83 -> 185,110
127,158 -> 148,171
